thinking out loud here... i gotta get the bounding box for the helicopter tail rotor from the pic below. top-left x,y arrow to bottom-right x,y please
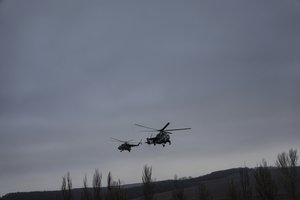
138,139 -> 143,145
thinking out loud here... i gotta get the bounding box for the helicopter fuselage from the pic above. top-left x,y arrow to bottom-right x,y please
146,132 -> 171,147
117,142 -> 141,152
135,122 -> 191,147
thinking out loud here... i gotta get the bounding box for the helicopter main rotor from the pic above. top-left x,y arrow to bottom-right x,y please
135,122 -> 191,134
111,137 -> 133,144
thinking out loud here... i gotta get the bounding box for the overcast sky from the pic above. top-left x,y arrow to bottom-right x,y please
0,0 -> 300,196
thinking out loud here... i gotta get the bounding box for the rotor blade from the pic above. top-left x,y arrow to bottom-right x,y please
111,137 -> 126,143
142,130 -> 158,132
135,124 -> 158,131
129,139 -> 141,145
164,128 -> 191,131
160,122 -> 170,131
111,138 -> 134,143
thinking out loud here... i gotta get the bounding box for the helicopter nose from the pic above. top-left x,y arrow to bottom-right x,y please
118,146 -> 121,150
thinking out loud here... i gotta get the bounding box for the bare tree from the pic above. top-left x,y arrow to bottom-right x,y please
81,174 -> 90,200
93,169 -> 102,200
62,172 -> 72,200
105,172 -> 127,200
106,171 -> 113,200
276,148 -> 298,200
227,179 -> 240,200
62,175 -> 67,200
110,180 -> 128,200
240,167 -> 252,200
198,183 -> 213,200
107,171 -> 113,192
172,175 -> 186,200
142,165 -> 154,200
254,159 -> 277,200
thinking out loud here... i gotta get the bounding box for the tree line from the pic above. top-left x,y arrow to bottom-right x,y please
61,165 -> 154,200
226,148 -> 298,200
61,148 -> 299,200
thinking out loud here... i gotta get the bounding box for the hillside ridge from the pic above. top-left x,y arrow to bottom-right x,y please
1,167 -> 299,200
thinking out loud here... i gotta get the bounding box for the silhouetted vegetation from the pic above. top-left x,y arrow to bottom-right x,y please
109,180 -> 128,200
198,183 -> 213,200
93,169 -> 102,200
81,174 -> 90,200
171,175 -> 186,200
105,172 -> 127,200
62,172 -> 72,200
142,165 -> 154,200
240,167 -> 252,200
106,171 -> 112,200
227,179 -> 240,200
276,148 -> 298,200
1,148 -> 299,200
254,159 -> 277,200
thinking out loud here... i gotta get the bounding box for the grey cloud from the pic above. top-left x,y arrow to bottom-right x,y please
0,0 -> 300,196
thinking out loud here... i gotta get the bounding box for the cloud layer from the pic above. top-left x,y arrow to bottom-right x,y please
0,0 -> 300,196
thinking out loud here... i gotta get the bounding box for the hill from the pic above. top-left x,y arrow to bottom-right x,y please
1,167 -> 299,200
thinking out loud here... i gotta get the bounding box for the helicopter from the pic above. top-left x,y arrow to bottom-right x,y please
111,138 -> 142,152
135,122 -> 191,147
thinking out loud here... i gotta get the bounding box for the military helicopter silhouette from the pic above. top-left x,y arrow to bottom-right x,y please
135,122 -> 191,147
111,138 -> 142,152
